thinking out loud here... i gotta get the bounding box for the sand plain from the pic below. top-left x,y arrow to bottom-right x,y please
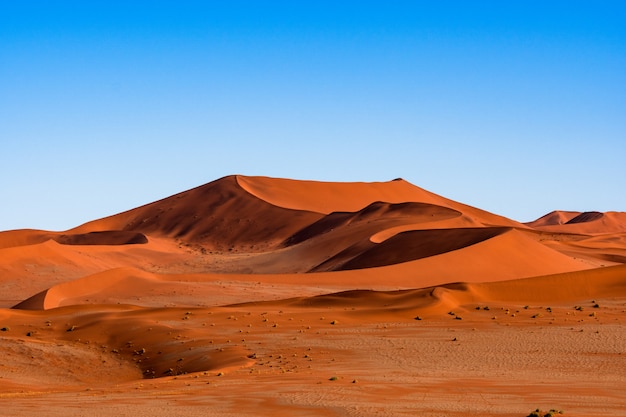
1,175 -> 624,416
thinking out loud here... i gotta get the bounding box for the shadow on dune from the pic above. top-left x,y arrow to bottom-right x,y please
53,231 -> 148,245
284,201 -> 462,246
312,227 -> 511,271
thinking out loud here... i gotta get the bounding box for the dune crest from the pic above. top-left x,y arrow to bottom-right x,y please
236,175 -> 439,214
237,175 -> 525,228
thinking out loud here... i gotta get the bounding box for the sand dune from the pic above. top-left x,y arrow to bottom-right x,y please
528,210 -> 626,234
1,175 -> 625,416
70,175 -> 323,251
525,210 -> 582,227
238,175 -> 526,228
315,227 -> 511,271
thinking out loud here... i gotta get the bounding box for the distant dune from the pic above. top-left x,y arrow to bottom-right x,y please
1,175 -> 625,417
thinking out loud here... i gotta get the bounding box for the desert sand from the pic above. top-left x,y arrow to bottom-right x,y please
1,175 -> 624,416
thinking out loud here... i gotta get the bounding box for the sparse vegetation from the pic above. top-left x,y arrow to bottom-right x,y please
527,408 -> 564,417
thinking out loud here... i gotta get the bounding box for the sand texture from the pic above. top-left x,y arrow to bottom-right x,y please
1,175 -> 625,416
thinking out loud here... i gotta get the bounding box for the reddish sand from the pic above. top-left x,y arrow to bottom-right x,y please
1,175 -> 625,417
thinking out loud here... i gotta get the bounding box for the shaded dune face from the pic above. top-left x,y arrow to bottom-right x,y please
70,175 -> 324,252
0,230 -> 148,249
314,227 -> 511,272
566,211 -> 603,224
283,201 -> 462,246
53,231 -> 148,245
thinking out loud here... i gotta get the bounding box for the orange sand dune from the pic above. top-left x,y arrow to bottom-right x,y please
310,227 -> 593,287
526,210 -> 582,227
71,175 -> 324,251
535,232 -> 626,266
0,237 -> 195,307
313,227 -> 511,271
12,229 -> 595,312
471,263 -> 626,303
528,210 -> 626,234
0,229 -> 54,250
243,263 -> 626,315
1,175 -> 625,417
238,175 -> 526,228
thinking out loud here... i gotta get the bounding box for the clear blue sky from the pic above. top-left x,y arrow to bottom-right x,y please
1,1 -> 624,231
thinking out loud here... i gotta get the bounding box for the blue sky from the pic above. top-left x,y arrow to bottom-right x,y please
1,1 -> 624,231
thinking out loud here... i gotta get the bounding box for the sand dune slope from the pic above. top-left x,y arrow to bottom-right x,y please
238,175 -> 526,228
71,175 -> 324,251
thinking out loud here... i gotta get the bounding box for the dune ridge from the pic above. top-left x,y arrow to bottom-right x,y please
237,175 -> 526,228
239,263 -> 626,314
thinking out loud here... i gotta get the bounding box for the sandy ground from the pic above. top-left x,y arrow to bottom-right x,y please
2,296 -> 624,417
1,175 -> 625,416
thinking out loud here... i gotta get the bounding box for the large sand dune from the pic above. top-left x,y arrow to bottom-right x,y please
1,175 -> 624,416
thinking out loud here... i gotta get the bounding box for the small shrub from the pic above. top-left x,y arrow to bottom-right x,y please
527,408 -> 564,417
